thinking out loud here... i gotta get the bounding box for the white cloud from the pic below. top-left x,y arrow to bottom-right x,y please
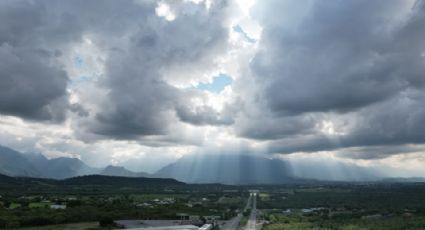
156,2 -> 176,21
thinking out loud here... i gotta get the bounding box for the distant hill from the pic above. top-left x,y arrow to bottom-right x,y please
39,157 -> 97,179
0,145 -> 151,179
61,175 -> 183,186
100,165 -> 151,178
155,153 -> 294,185
0,173 -> 19,186
381,177 -> 425,183
286,158 -> 383,181
0,145 -> 41,177
0,173 -> 184,188
21,151 -> 98,179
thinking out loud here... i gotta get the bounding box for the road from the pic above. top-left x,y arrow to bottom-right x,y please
220,194 -> 252,230
220,214 -> 242,230
245,193 -> 257,230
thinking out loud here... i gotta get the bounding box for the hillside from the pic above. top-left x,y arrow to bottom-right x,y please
61,175 -> 183,186
0,145 -> 150,179
0,146 -> 41,177
0,173 -> 18,186
0,173 -> 184,189
100,165 -> 151,178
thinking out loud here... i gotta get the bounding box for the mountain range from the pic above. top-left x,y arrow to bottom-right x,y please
1,145 -> 297,184
155,153 -> 294,184
0,145 -> 151,179
0,144 -> 400,184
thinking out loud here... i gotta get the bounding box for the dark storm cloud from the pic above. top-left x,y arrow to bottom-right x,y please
241,0 -> 425,158
237,114 -> 317,140
83,0 -> 234,139
0,44 -> 68,121
69,103 -> 89,117
176,104 -> 235,126
0,0 -> 234,138
0,0 -> 143,121
251,0 -> 425,115
267,89 -> 425,158
0,1 -> 78,121
338,145 -> 425,160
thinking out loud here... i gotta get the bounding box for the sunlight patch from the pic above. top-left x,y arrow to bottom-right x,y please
155,2 -> 176,21
233,25 -> 256,43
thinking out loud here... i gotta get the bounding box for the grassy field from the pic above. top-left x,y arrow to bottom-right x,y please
258,193 -> 270,201
238,216 -> 248,230
262,213 -> 425,230
9,203 -> 21,209
29,202 -> 51,208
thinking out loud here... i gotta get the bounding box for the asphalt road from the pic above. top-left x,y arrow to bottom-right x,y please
220,195 -> 253,230
245,193 -> 257,230
220,214 -> 242,230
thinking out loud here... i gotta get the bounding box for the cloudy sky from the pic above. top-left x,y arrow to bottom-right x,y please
1,0 -> 425,175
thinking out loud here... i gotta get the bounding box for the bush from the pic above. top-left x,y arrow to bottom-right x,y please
6,221 -> 20,228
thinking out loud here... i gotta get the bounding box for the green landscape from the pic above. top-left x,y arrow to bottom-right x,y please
1,174 -> 425,229
3,0 -> 425,229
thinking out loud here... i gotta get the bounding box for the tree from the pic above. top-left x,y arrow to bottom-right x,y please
99,216 -> 114,228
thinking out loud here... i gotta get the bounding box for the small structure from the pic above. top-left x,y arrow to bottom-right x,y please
283,209 -> 291,214
361,214 -> 382,220
126,225 -> 199,230
50,204 -> 66,210
403,212 -> 414,219
302,207 -> 325,215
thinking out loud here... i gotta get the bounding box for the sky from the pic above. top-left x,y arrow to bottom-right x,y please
1,0 -> 425,176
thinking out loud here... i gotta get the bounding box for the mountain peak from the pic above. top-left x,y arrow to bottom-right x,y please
155,153 -> 294,185
0,145 -> 42,177
101,165 -> 150,178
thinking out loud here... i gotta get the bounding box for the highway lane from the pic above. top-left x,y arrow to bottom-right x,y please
245,193 -> 257,230
220,214 -> 242,230
221,195 -> 252,230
